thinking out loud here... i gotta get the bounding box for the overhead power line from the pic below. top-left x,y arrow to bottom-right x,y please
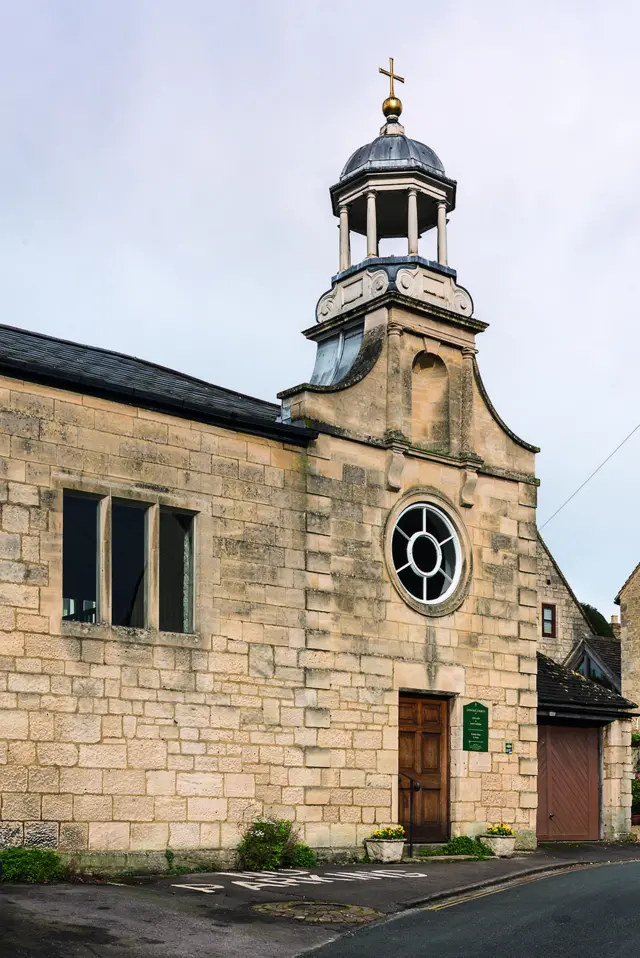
539,422 -> 640,530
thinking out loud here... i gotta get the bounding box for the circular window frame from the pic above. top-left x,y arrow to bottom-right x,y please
384,490 -> 472,617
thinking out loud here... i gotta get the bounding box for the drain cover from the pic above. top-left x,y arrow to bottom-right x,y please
253,901 -> 382,924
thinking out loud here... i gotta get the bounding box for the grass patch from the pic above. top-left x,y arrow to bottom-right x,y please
0,848 -> 68,883
419,836 -> 494,859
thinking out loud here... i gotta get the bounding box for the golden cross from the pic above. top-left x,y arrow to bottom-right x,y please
379,57 -> 404,99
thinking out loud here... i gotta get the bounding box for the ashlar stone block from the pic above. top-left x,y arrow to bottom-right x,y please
305,708 -> 330,728
305,747 -> 331,768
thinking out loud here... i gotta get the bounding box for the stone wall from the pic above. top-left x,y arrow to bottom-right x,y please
619,567 -> 640,726
537,538 -> 590,663
305,433 -> 540,849
0,367 -> 541,855
0,377 -> 309,852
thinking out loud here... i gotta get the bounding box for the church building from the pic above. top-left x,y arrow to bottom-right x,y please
0,67 -> 634,863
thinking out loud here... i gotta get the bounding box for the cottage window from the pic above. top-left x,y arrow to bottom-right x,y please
62,491 -> 194,632
542,604 -> 556,638
391,502 -> 461,605
575,652 -> 615,691
62,492 -> 99,623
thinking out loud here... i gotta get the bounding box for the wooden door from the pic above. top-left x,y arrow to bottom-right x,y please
537,724 -> 600,841
399,694 -> 449,842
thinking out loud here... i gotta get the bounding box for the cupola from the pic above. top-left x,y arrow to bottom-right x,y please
308,59 -> 473,338
280,60 -> 481,436
279,62 -> 538,504
330,58 -> 455,271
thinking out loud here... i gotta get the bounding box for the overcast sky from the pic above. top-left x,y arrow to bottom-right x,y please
0,1 -> 638,618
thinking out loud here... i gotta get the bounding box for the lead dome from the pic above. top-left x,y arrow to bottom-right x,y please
340,134 -> 445,184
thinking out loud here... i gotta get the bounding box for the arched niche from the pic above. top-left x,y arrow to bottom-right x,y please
411,352 -> 450,453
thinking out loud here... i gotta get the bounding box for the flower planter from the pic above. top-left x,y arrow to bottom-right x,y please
482,834 -> 516,858
365,838 -> 405,863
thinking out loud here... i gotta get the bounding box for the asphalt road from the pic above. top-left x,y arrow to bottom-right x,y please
3,852 -> 640,957
306,861 -> 640,957
0,880 -> 333,958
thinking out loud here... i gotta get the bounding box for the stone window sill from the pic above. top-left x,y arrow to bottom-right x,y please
61,620 -> 203,648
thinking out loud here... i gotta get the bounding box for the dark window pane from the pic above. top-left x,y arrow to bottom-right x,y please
63,492 -> 99,623
397,508 -> 422,537
398,565 -> 422,600
427,570 -> 446,601
576,653 -> 611,689
159,509 -> 193,633
112,500 -> 147,628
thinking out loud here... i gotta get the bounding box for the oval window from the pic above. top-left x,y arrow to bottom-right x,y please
391,502 -> 462,605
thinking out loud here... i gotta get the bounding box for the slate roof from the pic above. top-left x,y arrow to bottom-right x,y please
0,324 -> 316,445
586,635 -> 622,684
537,653 -> 636,717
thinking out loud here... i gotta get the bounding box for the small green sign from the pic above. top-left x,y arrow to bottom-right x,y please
463,701 -> 489,752
505,741 -> 513,755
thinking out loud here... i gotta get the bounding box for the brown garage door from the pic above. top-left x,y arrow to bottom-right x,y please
537,724 -> 599,840
399,694 -> 449,842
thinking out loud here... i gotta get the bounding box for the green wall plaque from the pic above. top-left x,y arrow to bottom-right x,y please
463,701 -> 488,752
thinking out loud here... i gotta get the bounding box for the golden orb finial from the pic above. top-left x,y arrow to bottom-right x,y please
382,95 -> 403,118
379,57 -> 404,119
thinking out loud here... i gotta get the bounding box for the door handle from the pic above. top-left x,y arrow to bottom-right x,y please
549,813 -> 554,819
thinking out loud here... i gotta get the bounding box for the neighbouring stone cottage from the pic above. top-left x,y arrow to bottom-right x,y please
0,77 -> 635,866
536,535 -> 634,840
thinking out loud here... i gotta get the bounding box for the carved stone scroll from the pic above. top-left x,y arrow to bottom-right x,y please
460,468 -> 478,508
386,448 -> 405,492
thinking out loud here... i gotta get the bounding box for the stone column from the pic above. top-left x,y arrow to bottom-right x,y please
339,204 -> 351,272
407,189 -> 419,256
437,201 -> 448,266
366,190 -> 378,258
460,346 -> 476,458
